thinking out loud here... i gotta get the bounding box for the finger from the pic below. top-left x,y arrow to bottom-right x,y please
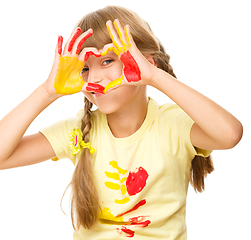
81,82 -> 105,94
114,19 -> 127,49
103,75 -> 124,93
73,29 -> 93,55
67,27 -> 81,52
57,36 -> 63,55
100,43 -> 119,56
86,83 -> 105,94
106,20 -> 122,50
84,51 -> 101,61
78,47 -> 101,62
124,25 -> 134,48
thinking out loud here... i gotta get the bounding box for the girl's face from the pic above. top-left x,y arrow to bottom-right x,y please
82,50 -> 146,115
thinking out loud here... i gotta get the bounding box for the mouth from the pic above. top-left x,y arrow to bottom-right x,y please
86,83 -> 105,94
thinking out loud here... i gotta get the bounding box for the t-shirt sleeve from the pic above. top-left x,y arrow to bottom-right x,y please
158,104 -> 212,160
39,113 -> 83,164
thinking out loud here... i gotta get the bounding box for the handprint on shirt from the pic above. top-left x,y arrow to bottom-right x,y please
102,160 -> 150,238
104,161 -> 148,204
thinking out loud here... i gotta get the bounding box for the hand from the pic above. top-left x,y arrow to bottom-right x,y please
101,19 -> 158,93
43,28 -> 102,96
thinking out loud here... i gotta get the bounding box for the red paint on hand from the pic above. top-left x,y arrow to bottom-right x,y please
86,83 -> 105,94
84,51 -> 101,61
116,199 -> 146,217
68,28 -> 81,52
75,31 -> 93,54
120,51 -> 141,82
58,36 -> 63,55
126,167 -> 148,196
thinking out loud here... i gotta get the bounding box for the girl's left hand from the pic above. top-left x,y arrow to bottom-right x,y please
101,19 -> 158,93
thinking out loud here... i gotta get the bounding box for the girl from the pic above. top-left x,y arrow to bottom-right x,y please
0,5 -> 243,240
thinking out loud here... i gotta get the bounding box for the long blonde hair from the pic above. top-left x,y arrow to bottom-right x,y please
69,5 -> 214,230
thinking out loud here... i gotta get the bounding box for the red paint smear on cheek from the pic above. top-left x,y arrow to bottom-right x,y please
126,167 -> 148,196
120,51 -> 141,82
116,199 -> 146,217
86,83 -> 104,94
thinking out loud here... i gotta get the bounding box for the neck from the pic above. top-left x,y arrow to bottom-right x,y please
107,94 -> 149,138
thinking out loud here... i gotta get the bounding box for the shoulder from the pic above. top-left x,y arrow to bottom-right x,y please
151,99 -> 188,124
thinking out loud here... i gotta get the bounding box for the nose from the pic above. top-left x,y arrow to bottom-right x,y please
87,68 -> 103,84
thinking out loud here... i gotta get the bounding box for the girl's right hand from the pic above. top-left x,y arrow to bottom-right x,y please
42,28 -> 101,97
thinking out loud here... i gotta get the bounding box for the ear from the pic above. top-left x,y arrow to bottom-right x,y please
146,56 -> 158,67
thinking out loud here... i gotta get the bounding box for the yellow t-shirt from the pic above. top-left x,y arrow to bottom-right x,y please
40,98 -> 211,240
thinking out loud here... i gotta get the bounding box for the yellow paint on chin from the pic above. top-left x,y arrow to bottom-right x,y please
54,56 -> 85,95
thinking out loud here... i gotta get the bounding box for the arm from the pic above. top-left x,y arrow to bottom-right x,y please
0,86 -> 58,169
105,19 -> 243,150
150,69 -> 243,150
0,28 -> 96,169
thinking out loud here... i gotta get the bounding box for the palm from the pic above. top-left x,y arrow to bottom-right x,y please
101,20 -> 145,93
47,28 -> 101,96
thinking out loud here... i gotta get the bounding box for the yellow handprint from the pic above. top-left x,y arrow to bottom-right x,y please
104,161 -> 130,204
53,28 -> 103,95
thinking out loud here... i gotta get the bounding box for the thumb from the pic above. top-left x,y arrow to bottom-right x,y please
82,82 -> 105,94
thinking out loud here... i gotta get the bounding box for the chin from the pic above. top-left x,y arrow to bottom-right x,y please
86,85 -> 144,115
94,100 -> 121,115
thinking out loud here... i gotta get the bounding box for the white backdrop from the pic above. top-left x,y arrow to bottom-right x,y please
0,0 -> 250,239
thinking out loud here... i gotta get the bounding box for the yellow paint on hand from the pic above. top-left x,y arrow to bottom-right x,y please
115,197 -> 130,204
54,56 -> 85,95
105,181 -> 120,190
101,47 -> 119,56
106,23 -> 120,50
114,20 -> 127,49
104,76 -> 124,93
109,161 -> 128,175
124,25 -> 132,48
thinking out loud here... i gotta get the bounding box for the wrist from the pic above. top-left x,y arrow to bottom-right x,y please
148,68 -> 165,89
38,83 -> 62,103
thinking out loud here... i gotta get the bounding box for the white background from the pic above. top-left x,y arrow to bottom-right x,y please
0,0 -> 250,239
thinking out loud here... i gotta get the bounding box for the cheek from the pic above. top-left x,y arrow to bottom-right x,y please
108,61 -> 124,80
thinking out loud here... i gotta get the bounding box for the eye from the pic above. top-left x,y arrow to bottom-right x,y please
81,67 -> 89,73
102,59 -> 113,66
